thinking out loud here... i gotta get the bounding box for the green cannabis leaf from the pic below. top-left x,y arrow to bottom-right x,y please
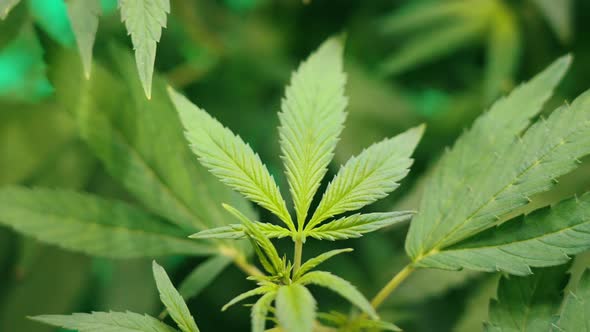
554,269 -> 590,331
415,193 -> 590,275
119,0 -> 169,99
276,283 -> 316,332
486,265 -> 570,331
31,311 -> 178,332
169,88 -> 294,231
0,187 -> 215,258
66,0 -> 101,79
153,261 -> 200,332
32,261 -> 200,332
405,55 -> 575,264
170,36 -> 414,331
278,37 -> 347,229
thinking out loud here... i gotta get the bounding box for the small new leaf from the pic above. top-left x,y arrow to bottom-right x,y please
66,0 -> 101,78
276,284 -> 316,332
168,88 -> 294,231
486,265 -> 569,331
297,271 -> 378,319
306,212 -> 414,241
279,36 -> 347,227
294,248 -> 353,280
153,261 -> 200,332
554,269 -> 590,331
30,311 -> 177,332
251,291 -> 277,332
307,125 -> 423,229
222,285 -> 277,312
119,0 -> 170,98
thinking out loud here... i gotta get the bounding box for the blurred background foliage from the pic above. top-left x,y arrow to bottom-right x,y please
1,0 -> 590,331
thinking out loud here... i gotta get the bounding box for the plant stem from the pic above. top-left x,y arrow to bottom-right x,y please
293,238 -> 303,275
370,264 -> 415,309
234,254 -> 264,278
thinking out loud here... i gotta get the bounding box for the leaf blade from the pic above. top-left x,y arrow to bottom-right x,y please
66,0 -> 101,78
119,0 -> 169,98
307,212 -> 414,241
416,193 -> 590,275
308,125 -> 423,229
554,269 -> 590,331
30,311 -> 178,332
276,284 -> 316,332
168,88 -> 293,230
153,261 -> 200,332
278,36 -> 347,227
485,265 -> 569,331
179,255 -> 232,301
406,55 -> 573,261
297,271 -> 378,319
0,187 -> 215,258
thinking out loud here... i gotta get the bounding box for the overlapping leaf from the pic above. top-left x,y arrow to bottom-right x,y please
0,187 -> 214,258
415,193 -> 590,275
485,265 -> 569,331
0,0 -> 20,20
554,269 -> 590,331
251,291 -> 277,332
119,0 -> 169,98
51,47 -> 253,232
406,55 -> 573,262
278,37 -> 347,227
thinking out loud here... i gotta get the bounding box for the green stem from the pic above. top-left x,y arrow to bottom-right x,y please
234,254 -> 265,278
371,264 -> 415,309
293,238 -> 303,275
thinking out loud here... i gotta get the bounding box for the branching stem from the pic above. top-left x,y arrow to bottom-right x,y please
371,264 -> 415,309
233,254 -> 265,278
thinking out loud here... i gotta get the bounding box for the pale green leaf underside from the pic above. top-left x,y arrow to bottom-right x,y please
67,0 -> 101,78
168,88 -> 293,230
153,262 -> 200,332
297,271 -> 378,319
119,0 -> 170,98
406,55 -> 573,261
485,265 -> 569,332
30,311 -> 177,332
554,269 -> 590,331
0,0 -> 20,19
189,222 -> 291,240
0,187 -> 214,258
179,255 -> 232,301
276,284 -> 316,332
251,291 -> 277,332
415,193 -> 590,275
278,36 -> 347,227
307,125 -> 423,229
306,212 -> 414,241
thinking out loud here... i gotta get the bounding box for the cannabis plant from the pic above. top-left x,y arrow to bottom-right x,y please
3,33 -> 590,332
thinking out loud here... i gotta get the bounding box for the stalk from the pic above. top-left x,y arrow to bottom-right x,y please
371,264 -> 415,309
